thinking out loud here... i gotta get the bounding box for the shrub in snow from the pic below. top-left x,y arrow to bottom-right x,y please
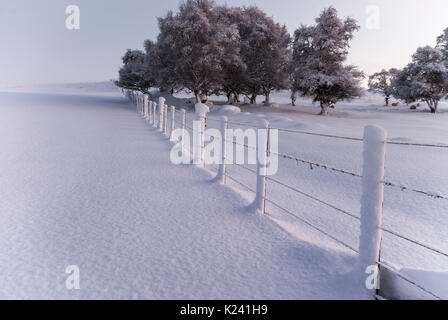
392,46 -> 448,113
368,69 -> 399,106
290,7 -> 364,116
115,49 -> 156,96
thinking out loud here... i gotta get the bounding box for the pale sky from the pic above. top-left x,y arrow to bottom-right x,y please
1,0 -> 448,85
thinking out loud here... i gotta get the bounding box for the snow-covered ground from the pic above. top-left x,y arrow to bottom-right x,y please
0,84 -> 369,299
1,82 -> 447,299
175,88 -> 448,299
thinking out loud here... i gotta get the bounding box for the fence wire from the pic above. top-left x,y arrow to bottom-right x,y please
129,95 -> 447,300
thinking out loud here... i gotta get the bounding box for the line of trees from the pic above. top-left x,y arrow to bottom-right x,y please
369,28 -> 448,113
116,0 -> 364,116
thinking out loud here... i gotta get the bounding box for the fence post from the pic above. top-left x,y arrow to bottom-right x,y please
193,109 -> 208,167
181,109 -> 186,150
144,95 -> 149,120
254,119 -> 270,214
170,106 -> 175,139
138,96 -> 141,114
140,96 -> 143,115
164,104 -> 168,136
158,97 -> 165,131
153,103 -> 157,127
217,116 -> 228,184
358,125 -> 387,294
149,101 -> 153,124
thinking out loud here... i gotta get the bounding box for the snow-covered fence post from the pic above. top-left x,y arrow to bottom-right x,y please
253,119 -> 270,214
158,97 -> 165,131
153,103 -> 157,127
170,106 -> 175,139
144,95 -> 149,120
164,104 -> 168,136
149,101 -> 153,124
217,116 -> 228,184
140,96 -> 143,115
138,96 -> 141,114
358,125 -> 387,294
194,103 -> 210,167
181,109 -> 186,150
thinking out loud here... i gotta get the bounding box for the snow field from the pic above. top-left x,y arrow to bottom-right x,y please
0,88 -> 369,299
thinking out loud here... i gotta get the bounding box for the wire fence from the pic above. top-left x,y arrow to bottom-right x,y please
128,92 -> 447,300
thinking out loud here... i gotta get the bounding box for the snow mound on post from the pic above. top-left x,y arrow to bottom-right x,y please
195,103 -> 210,118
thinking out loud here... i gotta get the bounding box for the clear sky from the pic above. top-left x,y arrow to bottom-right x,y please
1,0 -> 448,85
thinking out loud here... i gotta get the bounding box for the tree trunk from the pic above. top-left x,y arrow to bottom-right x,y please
201,93 -> 209,103
234,93 -> 240,103
385,96 -> 389,106
427,100 -> 438,113
194,90 -> 201,103
319,102 -> 329,116
291,91 -> 297,106
226,92 -> 233,104
264,92 -> 270,105
431,102 -> 438,113
250,93 -> 257,104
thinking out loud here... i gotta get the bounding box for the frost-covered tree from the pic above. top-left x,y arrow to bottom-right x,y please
290,7 -> 364,115
215,6 -> 245,104
157,0 -> 240,102
368,69 -> 398,106
237,7 -> 291,104
392,46 -> 448,113
116,49 -> 156,94
436,27 -> 448,65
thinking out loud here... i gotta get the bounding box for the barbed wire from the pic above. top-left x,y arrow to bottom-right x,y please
174,116 -> 448,201
273,151 -> 362,178
382,180 -> 448,201
265,198 -> 359,253
227,139 -> 448,201
142,102 -> 447,299
226,173 -> 257,194
224,150 -> 448,259
155,111 -> 448,259
232,163 -> 258,175
207,114 -> 448,149
266,176 -> 361,221
386,141 -> 448,148
378,260 -> 443,300
380,227 -> 448,258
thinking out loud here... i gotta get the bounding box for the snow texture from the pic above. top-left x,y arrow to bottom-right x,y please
1,82 -> 447,299
0,84 -> 368,299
